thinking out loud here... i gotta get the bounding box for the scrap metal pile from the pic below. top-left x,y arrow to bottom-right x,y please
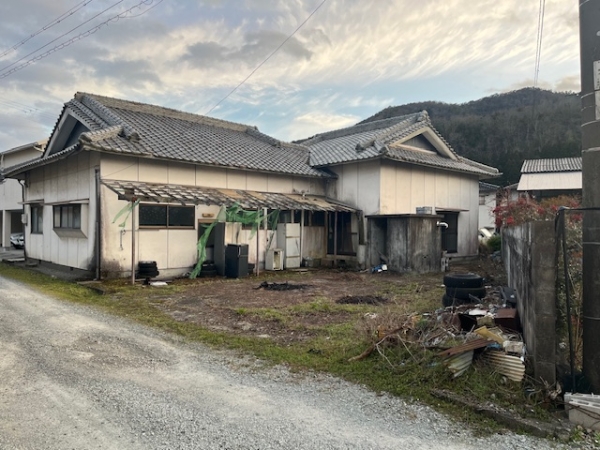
351,272 -> 526,382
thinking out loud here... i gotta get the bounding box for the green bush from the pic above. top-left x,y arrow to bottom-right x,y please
487,234 -> 501,252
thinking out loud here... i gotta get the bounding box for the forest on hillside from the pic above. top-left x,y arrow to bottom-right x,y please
360,88 -> 581,186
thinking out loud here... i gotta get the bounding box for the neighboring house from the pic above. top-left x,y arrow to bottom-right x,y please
478,181 -> 499,231
0,141 -> 44,248
301,111 -> 499,268
517,157 -> 582,199
2,94 -> 498,278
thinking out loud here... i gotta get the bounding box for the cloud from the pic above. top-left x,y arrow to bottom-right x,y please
0,109 -> 52,149
182,30 -> 312,70
554,75 -> 580,93
90,58 -> 162,86
0,0 -> 582,150
281,111 -> 359,141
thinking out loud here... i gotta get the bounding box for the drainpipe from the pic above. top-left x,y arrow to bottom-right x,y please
18,179 -> 27,260
256,207 -> 260,276
333,211 -> 338,268
579,0 -> 600,392
131,198 -> 137,286
300,210 -> 305,266
95,168 -> 101,280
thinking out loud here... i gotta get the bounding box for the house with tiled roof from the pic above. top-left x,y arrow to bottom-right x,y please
301,112 -> 499,268
2,93 -> 499,278
2,93 -> 353,278
0,140 -> 44,248
517,157 -> 582,199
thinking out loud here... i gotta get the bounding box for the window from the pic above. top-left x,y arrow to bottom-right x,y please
31,204 -> 43,234
53,204 -> 81,229
139,204 -> 195,228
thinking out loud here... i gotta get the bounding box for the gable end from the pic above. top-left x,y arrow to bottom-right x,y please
389,127 -> 458,160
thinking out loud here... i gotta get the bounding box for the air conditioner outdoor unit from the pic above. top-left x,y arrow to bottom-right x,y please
416,206 -> 435,215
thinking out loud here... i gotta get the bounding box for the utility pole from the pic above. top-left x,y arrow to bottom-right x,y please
579,0 -> 600,393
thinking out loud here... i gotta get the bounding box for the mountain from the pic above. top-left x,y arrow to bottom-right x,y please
359,88 -> 581,186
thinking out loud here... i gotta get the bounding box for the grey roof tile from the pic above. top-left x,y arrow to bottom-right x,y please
479,181 -> 500,192
521,157 -> 582,173
3,144 -> 80,177
302,111 -> 498,177
41,93 -> 331,178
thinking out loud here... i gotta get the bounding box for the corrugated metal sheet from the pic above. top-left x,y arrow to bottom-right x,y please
101,179 -> 357,212
481,350 -> 525,382
445,350 -> 474,378
517,172 -> 582,192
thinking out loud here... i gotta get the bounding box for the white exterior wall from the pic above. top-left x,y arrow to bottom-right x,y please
0,146 -> 42,247
0,180 -> 23,247
99,155 -> 327,277
379,161 -> 480,256
0,180 -> 22,210
3,147 -> 42,168
479,192 -> 496,230
24,151 -> 99,269
326,160 -> 381,215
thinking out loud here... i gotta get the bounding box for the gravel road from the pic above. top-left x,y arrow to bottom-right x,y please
0,274 -> 567,450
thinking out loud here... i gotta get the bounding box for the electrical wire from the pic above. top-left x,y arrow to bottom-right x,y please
0,0 -> 126,75
0,0 -> 95,59
124,0 -> 164,18
0,100 -> 56,122
533,0 -> 546,88
205,0 -> 328,115
0,0 -> 162,80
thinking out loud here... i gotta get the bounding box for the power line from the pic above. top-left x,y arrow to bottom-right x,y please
0,0 -> 162,80
533,0 -> 546,88
0,0 -> 127,75
0,0 -> 95,59
0,100 -> 56,121
124,0 -> 164,18
205,0 -> 328,115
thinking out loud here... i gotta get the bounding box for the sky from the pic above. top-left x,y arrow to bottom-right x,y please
0,0 -> 580,151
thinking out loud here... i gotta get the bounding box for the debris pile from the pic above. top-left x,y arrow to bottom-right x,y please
351,277 -> 526,381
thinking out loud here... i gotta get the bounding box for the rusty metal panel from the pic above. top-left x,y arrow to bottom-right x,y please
481,351 -> 525,382
438,338 -> 490,357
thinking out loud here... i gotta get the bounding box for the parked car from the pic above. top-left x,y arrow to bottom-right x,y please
10,232 -> 24,249
478,228 -> 494,243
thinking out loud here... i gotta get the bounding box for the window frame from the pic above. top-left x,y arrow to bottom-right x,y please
31,204 -> 43,234
138,204 -> 195,229
53,204 -> 81,230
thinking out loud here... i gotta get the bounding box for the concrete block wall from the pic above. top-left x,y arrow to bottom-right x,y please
502,221 -> 557,384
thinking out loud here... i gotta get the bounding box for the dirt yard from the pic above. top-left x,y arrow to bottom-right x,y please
112,258 -> 505,346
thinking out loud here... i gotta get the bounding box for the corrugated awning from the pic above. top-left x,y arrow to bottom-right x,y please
101,179 -> 357,212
